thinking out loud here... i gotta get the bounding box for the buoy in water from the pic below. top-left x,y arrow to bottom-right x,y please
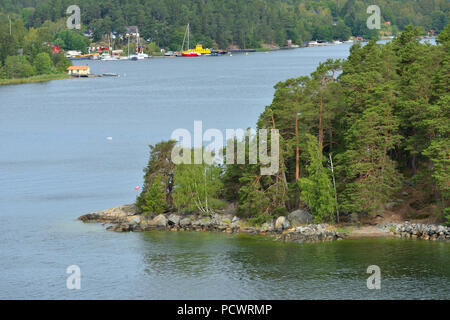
135,186 -> 140,191
106,137 -> 113,140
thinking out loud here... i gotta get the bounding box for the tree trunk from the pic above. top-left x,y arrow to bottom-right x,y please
411,153 -> 417,176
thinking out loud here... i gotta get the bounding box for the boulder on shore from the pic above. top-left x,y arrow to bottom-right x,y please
275,216 -> 291,231
168,214 -> 181,227
147,214 -> 168,229
288,209 -> 313,226
78,204 -> 138,223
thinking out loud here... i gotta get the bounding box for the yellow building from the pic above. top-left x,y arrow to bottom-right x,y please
67,65 -> 90,77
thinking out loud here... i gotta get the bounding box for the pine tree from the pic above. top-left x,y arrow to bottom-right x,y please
139,175 -> 168,215
136,140 -> 176,211
298,134 -> 336,223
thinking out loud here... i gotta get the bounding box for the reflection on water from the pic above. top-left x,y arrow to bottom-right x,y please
136,232 -> 450,299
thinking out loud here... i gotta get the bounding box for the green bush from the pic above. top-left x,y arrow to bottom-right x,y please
4,55 -> 35,78
54,29 -> 90,52
138,175 -> 168,215
34,52 -> 54,75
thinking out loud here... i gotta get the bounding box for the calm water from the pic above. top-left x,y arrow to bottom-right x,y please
1,43 -> 449,299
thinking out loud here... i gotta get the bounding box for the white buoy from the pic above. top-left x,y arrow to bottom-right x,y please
106,137 -> 113,140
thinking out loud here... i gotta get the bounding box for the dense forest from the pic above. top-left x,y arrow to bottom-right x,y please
0,0 -> 449,50
0,17 -> 72,79
137,25 -> 449,225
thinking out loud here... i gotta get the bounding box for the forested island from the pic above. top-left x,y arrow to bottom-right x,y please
79,25 -> 450,242
135,25 -> 449,226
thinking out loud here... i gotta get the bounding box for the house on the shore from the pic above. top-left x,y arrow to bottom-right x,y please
67,65 -> 90,77
126,26 -> 139,37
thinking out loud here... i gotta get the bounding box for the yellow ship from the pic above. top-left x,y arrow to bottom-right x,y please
182,44 -> 211,56
181,24 -> 211,56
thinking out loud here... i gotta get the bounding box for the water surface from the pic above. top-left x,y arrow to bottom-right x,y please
1,43 -> 448,299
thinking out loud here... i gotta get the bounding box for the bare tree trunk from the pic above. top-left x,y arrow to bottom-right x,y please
329,153 -> 339,223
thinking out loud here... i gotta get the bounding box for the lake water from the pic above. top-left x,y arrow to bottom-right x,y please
1,43 -> 449,299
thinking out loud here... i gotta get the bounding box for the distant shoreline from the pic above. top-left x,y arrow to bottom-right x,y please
0,74 -> 69,86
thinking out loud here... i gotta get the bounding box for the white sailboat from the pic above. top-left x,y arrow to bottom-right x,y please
129,32 -> 148,60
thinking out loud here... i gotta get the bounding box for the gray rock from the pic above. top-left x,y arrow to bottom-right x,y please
275,216 -> 291,231
180,218 -> 191,227
200,217 -> 212,227
148,214 -> 168,229
288,209 -> 313,226
402,191 -> 408,197
129,216 -> 141,224
168,214 -> 181,226
79,204 -> 138,223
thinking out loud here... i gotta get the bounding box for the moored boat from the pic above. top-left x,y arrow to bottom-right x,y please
180,24 -> 211,57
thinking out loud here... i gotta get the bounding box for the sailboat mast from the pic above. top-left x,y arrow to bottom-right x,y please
187,23 -> 190,50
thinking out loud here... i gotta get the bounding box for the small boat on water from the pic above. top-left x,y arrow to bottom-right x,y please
129,53 -> 149,60
100,53 -> 119,61
182,50 -> 202,57
102,73 -> 120,77
307,41 -> 319,47
69,53 -> 99,60
180,24 -> 211,57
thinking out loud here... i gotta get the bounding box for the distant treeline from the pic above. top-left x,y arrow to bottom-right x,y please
0,0 -> 449,50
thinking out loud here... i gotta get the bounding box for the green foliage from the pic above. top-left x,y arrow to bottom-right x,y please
233,24 -> 449,224
172,161 -> 223,216
54,29 -> 90,52
139,175 -> 168,215
4,55 -> 34,78
33,52 -> 53,75
298,134 -> 336,223
444,207 -> 450,227
136,140 -> 176,211
0,17 -> 70,79
2,0 -> 448,50
147,42 -> 160,54
51,52 -> 72,73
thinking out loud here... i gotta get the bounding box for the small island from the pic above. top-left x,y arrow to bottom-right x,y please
80,26 -> 450,244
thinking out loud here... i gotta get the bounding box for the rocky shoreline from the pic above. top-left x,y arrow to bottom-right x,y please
78,204 -> 342,243
382,222 -> 450,241
78,204 -> 450,243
